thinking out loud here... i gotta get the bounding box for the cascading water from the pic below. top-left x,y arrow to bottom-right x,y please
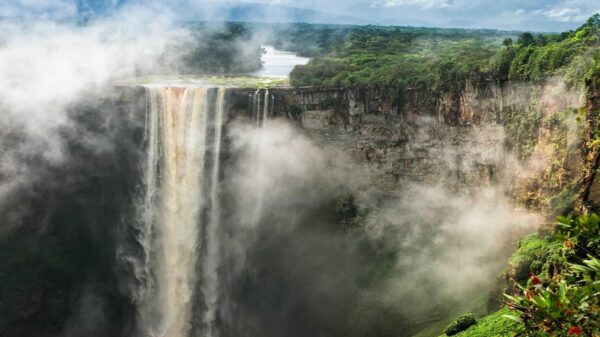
127,86 -> 275,337
131,85 -> 227,337
201,88 -> 225,337
249,89 -> 272,226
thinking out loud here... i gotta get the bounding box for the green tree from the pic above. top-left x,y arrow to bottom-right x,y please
518,32 -> 535,46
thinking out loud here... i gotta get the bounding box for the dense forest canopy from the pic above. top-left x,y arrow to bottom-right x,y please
284,15 -> 600,90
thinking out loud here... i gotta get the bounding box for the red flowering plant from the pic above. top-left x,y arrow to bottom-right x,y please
502,214 -> 600,336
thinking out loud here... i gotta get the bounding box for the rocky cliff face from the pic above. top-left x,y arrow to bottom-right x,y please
578,81 -> 600,212
259,81 -> 585,215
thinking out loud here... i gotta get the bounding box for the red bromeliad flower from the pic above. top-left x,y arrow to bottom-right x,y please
565,309 -> 574,316
530,274 -> 542,289
564,240 -> 574,250
568,326 -> 583,335
525,291 -> 532,301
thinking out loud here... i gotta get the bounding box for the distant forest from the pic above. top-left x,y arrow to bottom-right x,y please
180,16 -> 600,92
273,16 -> 600,90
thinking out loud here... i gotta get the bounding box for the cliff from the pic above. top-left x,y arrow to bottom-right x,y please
245,81 -> 585,216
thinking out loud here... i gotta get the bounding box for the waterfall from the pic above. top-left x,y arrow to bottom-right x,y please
262,89 -> 270,122
201,87 -> 225,337
249,89 -> 272,226
248,88 -> 273,125
132,86 -> 227,337
253,89 -> 260,127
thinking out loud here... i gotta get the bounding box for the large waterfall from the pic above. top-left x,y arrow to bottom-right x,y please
131,86 -> 225,337
127,85 -> 273,337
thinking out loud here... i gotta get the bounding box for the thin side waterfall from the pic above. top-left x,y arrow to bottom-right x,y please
253,89 -> 260,127
132,86 -> 227,337
201,87 -> 226,337
262,89 -> 270,122
249,88 -> 272,125
250,89 -> 272,226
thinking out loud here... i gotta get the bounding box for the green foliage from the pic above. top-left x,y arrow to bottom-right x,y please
438,308 -> 518,337
509,234 -> 563,283
503,214 -> 600,336
286,24 -> 505,89
501,20 -> 600,83
555,214 -> 600,256
584,49 -> 600,88
544,111 -> 564,129
286,15 -> 600,91
503,102 -> 541,160
444,314 -> 477,336
550,186 -> 577,211
290,58 -> 348,87
517,33 -> 535,47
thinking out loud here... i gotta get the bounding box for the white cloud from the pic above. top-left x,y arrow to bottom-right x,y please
380,0 -> 451,9
543,7 -> 589,22
0,4 -> 189,217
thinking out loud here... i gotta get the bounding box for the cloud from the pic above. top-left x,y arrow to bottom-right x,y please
2,0 -> 599,31
379,0 -> 451,9
0,4 -> 191,234
543,7 -> 590,22
0,5 -> 186,155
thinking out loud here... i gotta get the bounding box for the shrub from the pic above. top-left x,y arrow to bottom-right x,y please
503,214 -> 600,337
445,313 -> 477,336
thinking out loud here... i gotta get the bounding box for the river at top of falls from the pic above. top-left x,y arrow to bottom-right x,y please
126,45 -> 308,87
250,45 -> 309,77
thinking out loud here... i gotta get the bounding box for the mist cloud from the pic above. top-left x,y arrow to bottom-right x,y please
0,4 -> 190,234
221,115 -> 542,335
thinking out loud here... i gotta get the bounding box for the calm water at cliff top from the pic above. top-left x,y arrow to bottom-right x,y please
251,45 -> 309,77
127,46 -> 307,87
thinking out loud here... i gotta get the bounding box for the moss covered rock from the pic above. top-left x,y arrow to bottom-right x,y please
444,313 -> 477,336
439,308 -> 518,337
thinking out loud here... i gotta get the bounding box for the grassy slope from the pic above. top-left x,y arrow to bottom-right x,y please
413,233 -> 561,337
438,308 -> 519,337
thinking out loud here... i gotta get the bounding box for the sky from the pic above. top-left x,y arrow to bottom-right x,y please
1,0 -> 599,31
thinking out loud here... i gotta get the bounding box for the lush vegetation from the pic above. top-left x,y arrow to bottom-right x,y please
507,234 -> 564,283
287,25 -> 504,89
440,213 -> 600,337
502,214 -> 600,336
444,313 -> 477,336
288,15 -> 600,91
439,308 -> 519,337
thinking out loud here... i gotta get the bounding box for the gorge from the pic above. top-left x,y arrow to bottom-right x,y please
2,11 -> 600,337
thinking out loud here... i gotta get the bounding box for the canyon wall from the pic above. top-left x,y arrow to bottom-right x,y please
254,81 -> 588,215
